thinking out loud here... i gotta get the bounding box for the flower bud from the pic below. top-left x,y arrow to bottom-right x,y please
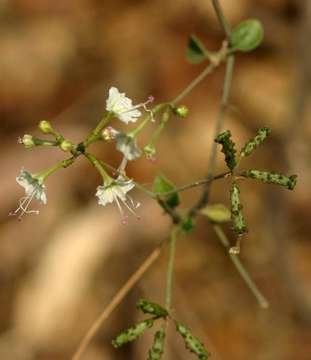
101,126 -> 118,141
60,140 -> 74,152
19,134 -> 35,148
38,120 -> 53,134
174,105 -> 189,118
144,144 -> 156,160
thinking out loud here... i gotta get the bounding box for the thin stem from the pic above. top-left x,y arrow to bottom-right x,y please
84,152 -> 111,182
35,157 -> 75,181
212,0 -> 231,39
72,246 -> 162,360
213,224 -> 269,309
165,226 -> 179,310
188,55 -> 235,217
171,63 -> 215,106
84,112 -> 112,147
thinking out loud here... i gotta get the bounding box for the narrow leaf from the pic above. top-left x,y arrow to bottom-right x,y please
215,130 -> 237,171
112,319 -> 154,348
243,170 -> 297,190
230,182 -> 247,235
176,323 -> 210,359
148,328 -> 166,360
136,299 -> 168,318
240,127 -> 271,157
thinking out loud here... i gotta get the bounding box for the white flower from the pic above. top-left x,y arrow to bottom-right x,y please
106,87 -> 154,124
106,87 -> 142,124
95,176 -> 140,223
10,170 -> 47,220
116,133 -> 142,161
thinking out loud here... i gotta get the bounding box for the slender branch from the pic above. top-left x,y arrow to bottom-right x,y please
213,224 -> 269,309
188,55 -> 235,217
171,63 -> 215,106
212,0 -> 231,39
165,226 -> 179,310
72,246 -> 162,360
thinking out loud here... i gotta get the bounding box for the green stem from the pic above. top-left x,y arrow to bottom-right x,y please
84,152 -> 111,182
188,55 -> 235,217
171,63 -> 215,106
165,226 -> 179,310
35,157 -> 75,181
213,224 -> 269,308
33,139 -> 59,147
84,112 -> 113,147
129,103 -> 168,138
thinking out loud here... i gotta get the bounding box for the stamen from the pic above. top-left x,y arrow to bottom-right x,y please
9,190 -> 40,220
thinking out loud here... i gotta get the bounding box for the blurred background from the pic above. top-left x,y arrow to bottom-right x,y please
1,0 -> 311,359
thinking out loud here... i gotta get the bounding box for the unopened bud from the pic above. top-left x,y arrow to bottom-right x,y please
174,105 -> 189,118
19,134 -> 35,148
38,120 -> 53,134
144,144 -> 156,160
60,140 -> 73,152
102,126 -> 118,141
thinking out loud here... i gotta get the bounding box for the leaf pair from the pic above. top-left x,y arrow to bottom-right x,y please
186,19 -> 264,65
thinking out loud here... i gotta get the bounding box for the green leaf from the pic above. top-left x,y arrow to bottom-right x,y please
230,182 -> 247,235
200,203 -> 231,223
148,328 -> 166,360
176,323 -> 210,359
112,319 -> 154,348
230,19 -> 264,52
136,299 -> 168,318
243,170 -> 298,190
181,217 -> 194,234
186,35 -> 208,64
215,130 -> 237,171
153,174 -> 180,208
240,127 -> 271,157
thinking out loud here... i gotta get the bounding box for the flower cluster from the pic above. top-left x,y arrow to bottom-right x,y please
13,87 -> 155,223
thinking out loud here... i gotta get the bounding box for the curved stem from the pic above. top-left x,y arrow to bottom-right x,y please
72,246 -> 162,360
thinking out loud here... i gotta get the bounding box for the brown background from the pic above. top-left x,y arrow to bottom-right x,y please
0,0 -> 311,359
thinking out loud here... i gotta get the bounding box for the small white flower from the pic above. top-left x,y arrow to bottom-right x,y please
116,133 -> 142,161
96,176 -> 140,223
106,87 -> 154,124
10,170 -> 47,220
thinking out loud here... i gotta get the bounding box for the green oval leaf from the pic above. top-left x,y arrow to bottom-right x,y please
200,204 -> 231,223
186,35 -> 208,64
230,19 -> 264,52
153,174 -> 180,208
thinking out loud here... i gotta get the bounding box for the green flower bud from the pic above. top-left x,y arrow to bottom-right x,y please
240,127 -> 271,157
176,323 -> 210,359
38,120 -> 53,134
112,319 -> 154,348
230,19 -> 264,52
215,130 -> 237,171
60,140 -> 74,152
174,105 -> 189,118
144,144 -> 157,160
19,134 -> 35,149
230,182 -> 247,235
243,170 -> 298,190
